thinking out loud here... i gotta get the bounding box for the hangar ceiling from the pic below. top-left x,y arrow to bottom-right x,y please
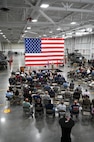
0,0 -> 94,43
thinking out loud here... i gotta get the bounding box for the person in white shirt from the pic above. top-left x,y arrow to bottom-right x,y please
6,90 -> 13,100
57,100 -> 67,117
82,89 -> 90,98
42,91 -> 51,106
87,67 -> 91,76
57,101 -> 66,112
43,91 -> 51,100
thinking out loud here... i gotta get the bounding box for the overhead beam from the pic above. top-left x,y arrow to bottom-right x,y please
22,8 -> 29,21
21,0 -> 41,40
61,0 -> 94,4
0,21 -> 79,28
19,0 -> 40,42
0,4 -> 31,9
30,0 -> 41,17
39,10 -> 55,24
58,3 -> 90,25
2,0 -> 94,9
27,22 -> 77,27
24,0 -> 55,24
0,22 -> 26,28
46,6 -> 94,13
28,22 -> 55,26
24,0 -> 34,8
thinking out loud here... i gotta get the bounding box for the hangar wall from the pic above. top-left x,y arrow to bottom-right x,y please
65,34 -> 94,60
0,43 -> 1,50
1,43 -> 25,54
1,34 -> 94,60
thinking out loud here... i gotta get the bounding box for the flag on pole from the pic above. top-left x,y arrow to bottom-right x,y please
24,38 -> 64,66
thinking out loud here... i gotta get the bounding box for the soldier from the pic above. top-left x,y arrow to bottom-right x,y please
59,113 -> 75,142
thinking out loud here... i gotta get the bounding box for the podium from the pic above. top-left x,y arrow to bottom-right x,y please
20,66 -> 25,72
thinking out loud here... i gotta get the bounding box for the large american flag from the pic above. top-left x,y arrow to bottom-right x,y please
24,38 -> 64,66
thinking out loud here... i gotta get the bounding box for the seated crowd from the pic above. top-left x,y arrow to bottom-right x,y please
67,63 -> 94,83
5,67 -> 94,120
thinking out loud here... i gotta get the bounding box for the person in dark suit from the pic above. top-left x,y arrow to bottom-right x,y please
73,88 -> 81,101
59,113 -> 75,142
45,100 -> 55,117
70,100 -> 80,119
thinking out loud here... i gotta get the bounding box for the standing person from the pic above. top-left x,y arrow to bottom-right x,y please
82,89 -> 90,98
5,90 -> 13,100
73,88 -> 81,101
8,55 -> 13,69
59,113 -> 75,142
69,80 -> 74,91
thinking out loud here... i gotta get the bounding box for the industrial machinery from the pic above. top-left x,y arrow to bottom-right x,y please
66,49 -> 85,65
0,51 -> 7,69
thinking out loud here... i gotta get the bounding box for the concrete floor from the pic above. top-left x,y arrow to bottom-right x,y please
0,54 -> 94,142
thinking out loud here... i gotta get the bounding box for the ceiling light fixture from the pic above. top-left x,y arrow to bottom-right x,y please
27,27 -> 31,30
0,32 -> 3,35
71,22 -> 76,25
75,32 -> 83,36
62,35 -> 65,37
3,35 -> 6,38
43,34 -> 47,36
32,19 -> 37,22
56,27 -> 61,31
86,28 -> 92,32
24,30 -> 27,33
67,33 -> 73,35
40,4 -> 49,8
49,31 -> 53,33
22,34 -> 25,37
78,29 -> 85,32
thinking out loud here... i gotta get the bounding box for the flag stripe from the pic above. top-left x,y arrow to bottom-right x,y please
42,48 -> 64,51
41,38 -> 64,40
25,56 -> 64,62
25,59 -> 64,63
41,40 -> 64,42
25,56 -> 64,60
41,46 -> 64,49
42,42 -> 64,44
41,45 -> 64,47
25,53 -> 64,56
25,60 -> 64,65
24,38 -> 64,66
25,54 -> 64,57
26,63 -> 63,66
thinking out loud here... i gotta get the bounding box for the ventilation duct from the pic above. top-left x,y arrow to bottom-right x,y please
0,0 -> 10,11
